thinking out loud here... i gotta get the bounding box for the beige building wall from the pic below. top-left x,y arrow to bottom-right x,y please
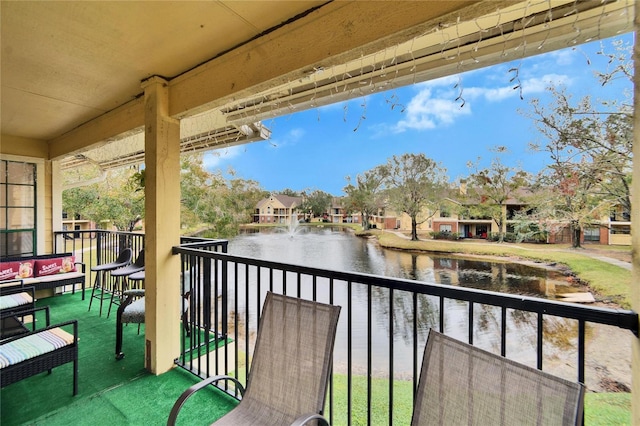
256,196 -> 299,223
611,234 -> 632,246
397,211 -> 436,233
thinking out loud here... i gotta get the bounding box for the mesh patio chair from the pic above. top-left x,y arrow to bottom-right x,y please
411,329 -> 585,426
168,291 -> 342,426
114,270 -> 193,360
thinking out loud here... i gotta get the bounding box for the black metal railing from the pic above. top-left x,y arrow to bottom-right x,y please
176,237 -> 229,375
54,230 -> 145,290
171,244 -> 638,425
52,230 -> 639,423
54,230 -> 231,371
610,212 -> 631,222
54,229 -> 145,266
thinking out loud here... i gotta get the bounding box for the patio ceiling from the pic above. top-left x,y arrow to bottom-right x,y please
1,1 -> 634,171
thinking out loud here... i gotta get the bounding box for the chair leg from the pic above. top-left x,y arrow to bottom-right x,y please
181,309 -> 191,337
108,276 -> 127,318
115,310 -> 125,360
89,271 -> 112,316
88,272 -> 100,312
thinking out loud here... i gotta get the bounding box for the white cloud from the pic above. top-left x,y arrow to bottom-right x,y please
464,73 -> 571,102
268,127 -> 305,148
394,76 -> 471,132
202,146 -> 243,169
547,47 -> 578,66
520,73 -> 572,95
394,72 -> 572,133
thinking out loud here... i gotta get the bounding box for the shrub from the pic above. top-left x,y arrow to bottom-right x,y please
430,231 -> 458,240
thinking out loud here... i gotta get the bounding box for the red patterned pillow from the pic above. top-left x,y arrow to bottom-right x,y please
34,258 -> 63,277
0,260 -> 34,279
60,256 -> 76,273
16,260 -> 34,278
0,262 -> 19,280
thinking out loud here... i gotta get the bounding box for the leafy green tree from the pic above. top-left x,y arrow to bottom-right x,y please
63,168 -> 144,230
279,188 -> 301,197
301,189 -> 333,219
98,168 -> 145,230
382,153 -> 448,241
179,155 -> 268,237
179,155 -> 226,230
525,93 -> 630,248
204,177 -> 267,237
527,87 -> 632,214
62,186 -> 99,222
523,40 -> 632,248
63,154 -> 268,238
533,158 -> 609,248
227,178 -> 269,223
465,154 -> 531,243
343,166 -> 387,230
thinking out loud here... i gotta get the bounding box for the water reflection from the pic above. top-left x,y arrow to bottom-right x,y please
230,227 -> 576,298
226,227 -> 581,378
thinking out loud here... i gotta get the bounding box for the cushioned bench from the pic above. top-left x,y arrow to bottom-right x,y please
0,253 -> 86,300
0,314 -> 78,395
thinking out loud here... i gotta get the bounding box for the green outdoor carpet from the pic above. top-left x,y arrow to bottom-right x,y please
0,292 -> 238,426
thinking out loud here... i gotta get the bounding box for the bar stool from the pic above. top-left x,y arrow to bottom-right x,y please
108,250 -> 144,318
88,248 -> 132,316
128,269 -> 145,288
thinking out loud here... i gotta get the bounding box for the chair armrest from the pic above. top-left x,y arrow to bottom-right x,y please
290,413 -> 330,426
167,375 -> 246,426
123,289 -> 145,298
0,284 -> 35,297
0,279 -> 25,291
74,262 -> 86,273
20,305 -> 52,330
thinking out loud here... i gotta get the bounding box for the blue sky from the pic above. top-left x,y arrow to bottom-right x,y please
204,34 -> 633,196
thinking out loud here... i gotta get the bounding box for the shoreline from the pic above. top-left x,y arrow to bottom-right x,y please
365,231 -> 632,392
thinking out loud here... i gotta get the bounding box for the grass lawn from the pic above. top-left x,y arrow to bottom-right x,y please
585,393 -> 632,425
329,374 -> 631,425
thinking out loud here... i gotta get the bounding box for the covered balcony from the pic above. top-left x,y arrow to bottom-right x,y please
2,1 -> 639,424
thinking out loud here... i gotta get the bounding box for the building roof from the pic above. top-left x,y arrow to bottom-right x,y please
257,194 -> 302,210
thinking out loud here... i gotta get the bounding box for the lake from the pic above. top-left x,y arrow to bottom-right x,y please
226,225 -> 584,377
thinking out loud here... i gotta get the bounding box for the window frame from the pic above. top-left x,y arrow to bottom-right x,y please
0,159 -> 37,258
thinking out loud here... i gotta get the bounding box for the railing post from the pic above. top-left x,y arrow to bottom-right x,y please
203,257 -> 212,332
221,243 -> 228,339
96,232 -> 103,266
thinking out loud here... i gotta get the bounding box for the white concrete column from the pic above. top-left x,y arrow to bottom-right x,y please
631,3 -> 640,424
142,76 -> 181,374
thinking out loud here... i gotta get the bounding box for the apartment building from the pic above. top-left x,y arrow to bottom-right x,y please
253,194 -> 302,224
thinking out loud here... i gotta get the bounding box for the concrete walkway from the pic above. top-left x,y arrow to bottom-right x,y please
566,252 -> 632,270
